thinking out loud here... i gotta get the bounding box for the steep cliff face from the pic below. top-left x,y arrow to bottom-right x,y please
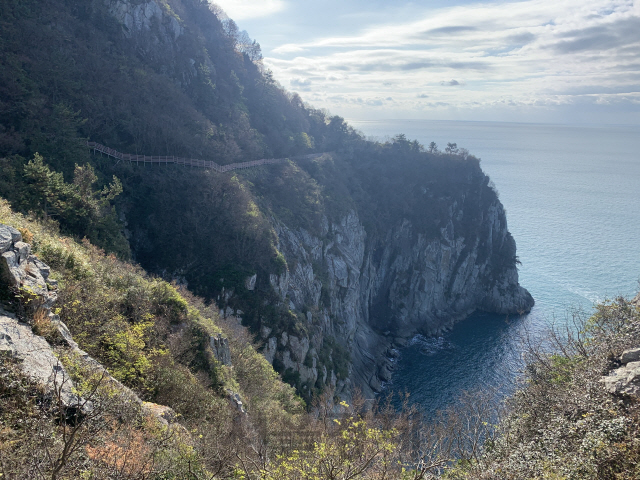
262,166 -> 533,399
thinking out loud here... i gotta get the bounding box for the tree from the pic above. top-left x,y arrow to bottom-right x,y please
22,153 -> 128,256
445,142 -> 458,155
428,142 -> 438,154
23,153 -> 70,218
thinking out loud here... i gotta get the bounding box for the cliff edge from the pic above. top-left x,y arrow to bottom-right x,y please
242,152 -> 534,399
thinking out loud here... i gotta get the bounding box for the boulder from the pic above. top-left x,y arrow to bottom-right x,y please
0,309 -> 80,409
226,390 -> 246,414
602,361 -> 640,398
621,347 -> 640,365
0,225 -> 55,308
602,347 -> 640,398
210,333 -> 232,366
0,224 -> 21,253
142,402 -> 178,425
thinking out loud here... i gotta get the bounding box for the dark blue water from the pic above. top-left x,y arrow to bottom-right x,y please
351,119 -> 640,418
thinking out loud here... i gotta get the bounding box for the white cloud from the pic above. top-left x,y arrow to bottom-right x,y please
261,0 -> 640,122
213,0 -> 285,20
273,44 -> 305,54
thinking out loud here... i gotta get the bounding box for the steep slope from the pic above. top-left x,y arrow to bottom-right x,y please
0,205 -> 303,478
246,148 -> 533,397
0,0 -> 532,400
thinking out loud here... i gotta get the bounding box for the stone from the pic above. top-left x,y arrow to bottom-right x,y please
263,337 -> 277,364
260,325 -> 272,339
378,364 -> 392,382
142,402 -> 178,425
0,225 -> 18,253
0,310 -> 80,408
1,251 -> 19,286
621,348 -> 640,365
288,335 -> 309,363
210,334 -> 232,366
14,241 -> 30,264
281,350 -> 296,371
369,374 -> 382,393
602,361 -> 640,398
22,261 -> 48,296
226,390 -> 246,414
280,331 -> 288,347
31,256 -> 51,280
245,274 -> 257,291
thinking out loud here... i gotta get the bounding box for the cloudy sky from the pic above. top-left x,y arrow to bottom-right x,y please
213,0 -> 640,124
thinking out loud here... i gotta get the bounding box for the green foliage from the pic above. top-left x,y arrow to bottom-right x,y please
317,336 -> 351,381
8,152 -> 130,258
0,198 -> 302,417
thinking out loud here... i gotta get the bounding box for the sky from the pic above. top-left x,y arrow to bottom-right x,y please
213,0 -> 640,125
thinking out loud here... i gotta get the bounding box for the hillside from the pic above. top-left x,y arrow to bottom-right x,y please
1,1 -> 639,479
0,203 -> 304,478
0,0 -> 533,400
1,207 -> 638,479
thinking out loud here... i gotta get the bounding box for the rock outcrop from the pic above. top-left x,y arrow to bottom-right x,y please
1,223 -> 245,430
602,347 -> 640,398
0,225 -> 172,421
107,0 -> 184,41
210,333 -> 232,366
260,180 -> 533,399
0,308 -> 80,408
0,225 -> 56,310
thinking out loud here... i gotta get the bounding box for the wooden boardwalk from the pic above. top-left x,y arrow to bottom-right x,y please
87,141 -> 325,172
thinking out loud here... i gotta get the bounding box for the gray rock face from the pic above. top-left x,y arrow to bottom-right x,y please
0,228 -> 169,422
621,348 -> 640,365
266,193 -> 533,399
210,333 -> 232,366
0,224 -> 21,253
0,225 -> 56,309
245,274 -> 257,291
602,349 -> 640,398
0,309 -> 80,408
107,0 -> 184,40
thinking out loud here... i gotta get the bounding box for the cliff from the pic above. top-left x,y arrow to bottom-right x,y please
256,155 -> 533,398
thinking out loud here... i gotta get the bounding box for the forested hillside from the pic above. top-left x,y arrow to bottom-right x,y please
0,0 -> 535,402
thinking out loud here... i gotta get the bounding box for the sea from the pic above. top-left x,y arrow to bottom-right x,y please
349,119 -> 640,418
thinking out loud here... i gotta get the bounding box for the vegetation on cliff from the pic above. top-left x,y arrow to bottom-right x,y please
0,201 -> 304,478
0,0 -> 529,401
451,296 -> 640,479
1,201 -> 638,479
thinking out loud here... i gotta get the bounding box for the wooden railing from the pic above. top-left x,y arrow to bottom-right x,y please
87,141 -> 325,172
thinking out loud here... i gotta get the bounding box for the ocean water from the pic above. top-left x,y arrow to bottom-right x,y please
350,119 -> 640,417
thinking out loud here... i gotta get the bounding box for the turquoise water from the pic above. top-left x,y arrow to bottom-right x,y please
350,119 -> 640,417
